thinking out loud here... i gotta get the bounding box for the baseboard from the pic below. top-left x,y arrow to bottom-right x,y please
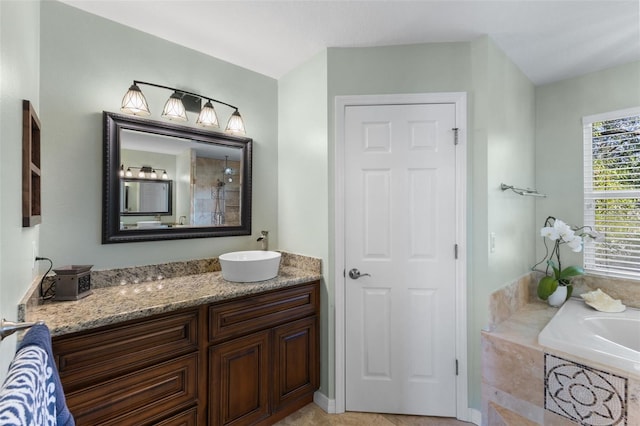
467,407 -> 482,425
313,391 -> 335,413
313,391 -> 479,422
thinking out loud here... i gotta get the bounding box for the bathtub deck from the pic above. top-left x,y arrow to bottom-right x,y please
482,300 -> 640,425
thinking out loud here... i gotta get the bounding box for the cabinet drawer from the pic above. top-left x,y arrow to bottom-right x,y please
208,281 -> 319,344
66,352 -> 198,426
155,407 -> 198,426
53,308 -> 199,391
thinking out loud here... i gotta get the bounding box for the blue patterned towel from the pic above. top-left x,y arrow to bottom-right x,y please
0,324 -> 74,425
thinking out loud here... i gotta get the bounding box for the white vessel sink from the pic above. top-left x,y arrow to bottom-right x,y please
219,251 -> 281,282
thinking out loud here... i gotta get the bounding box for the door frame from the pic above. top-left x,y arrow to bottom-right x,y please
334,93 -> 469,421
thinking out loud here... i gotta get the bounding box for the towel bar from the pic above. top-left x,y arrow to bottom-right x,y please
0,319 -> 45,341
500,183 -> 547,198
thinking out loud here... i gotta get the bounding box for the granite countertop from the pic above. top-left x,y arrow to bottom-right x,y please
24,254 -> 322,337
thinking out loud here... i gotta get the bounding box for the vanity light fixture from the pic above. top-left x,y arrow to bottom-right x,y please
120,165 -> 169,180
120,80 -> 246,135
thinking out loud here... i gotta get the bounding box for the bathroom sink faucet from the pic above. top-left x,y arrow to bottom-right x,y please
257,230 -> 269,250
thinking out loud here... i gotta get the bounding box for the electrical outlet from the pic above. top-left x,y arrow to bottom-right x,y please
489,232 -> 496,253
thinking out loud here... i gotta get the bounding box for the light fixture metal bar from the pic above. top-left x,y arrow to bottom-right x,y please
133,80 -> 239,111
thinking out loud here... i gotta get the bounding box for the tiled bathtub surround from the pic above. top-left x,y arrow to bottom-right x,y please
18,251 -> 322,335
487,272 -> 536,329
483,275 -> 640,425
572,275 -> 640,309
545,354 -> 627,425
489,272 -> 640,323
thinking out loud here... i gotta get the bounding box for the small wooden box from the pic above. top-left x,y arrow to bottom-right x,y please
53,265 -> 93,301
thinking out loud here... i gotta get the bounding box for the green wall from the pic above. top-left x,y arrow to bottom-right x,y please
39,1 -> 278,269
469,36 -> 536,410
0,0 -> 41,375
535,60 -> 640,266
324,39 -> 536,411
277,51 -> 330,395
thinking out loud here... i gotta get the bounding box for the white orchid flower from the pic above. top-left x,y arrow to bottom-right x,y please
553,219 -> 575,241
540,226 -> 559,240
567,236 -> 583,252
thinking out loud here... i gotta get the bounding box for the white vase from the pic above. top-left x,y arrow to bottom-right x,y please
547,285 -> 568,307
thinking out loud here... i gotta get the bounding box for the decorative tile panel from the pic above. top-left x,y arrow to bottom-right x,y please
545,353 -> 627,425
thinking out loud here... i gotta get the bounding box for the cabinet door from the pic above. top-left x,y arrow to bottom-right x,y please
272,316 -> 319,412
209,330 -> 270,425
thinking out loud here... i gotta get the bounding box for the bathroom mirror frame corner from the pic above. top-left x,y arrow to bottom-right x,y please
102,111 -> 253,244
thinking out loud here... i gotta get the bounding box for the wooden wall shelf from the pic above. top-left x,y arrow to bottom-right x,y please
22,100 -> 41,227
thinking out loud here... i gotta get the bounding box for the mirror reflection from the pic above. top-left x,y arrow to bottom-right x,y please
120,179 -> 172,216
103,112 -> 252,243
119,128 -> 242,228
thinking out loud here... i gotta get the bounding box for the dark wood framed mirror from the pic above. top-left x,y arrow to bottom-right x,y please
103,111 -> 252,243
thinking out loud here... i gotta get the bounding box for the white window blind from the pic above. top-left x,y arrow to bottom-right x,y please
583,107 -> 640,279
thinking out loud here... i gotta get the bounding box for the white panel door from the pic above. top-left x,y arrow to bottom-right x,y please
344,103 -> 457,416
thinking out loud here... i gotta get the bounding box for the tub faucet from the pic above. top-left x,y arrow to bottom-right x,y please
257,230 -> 268,251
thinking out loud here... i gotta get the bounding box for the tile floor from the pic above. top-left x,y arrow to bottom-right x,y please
274,403 -> 473,425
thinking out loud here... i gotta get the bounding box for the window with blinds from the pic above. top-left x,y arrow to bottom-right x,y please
583,108 -> 640,279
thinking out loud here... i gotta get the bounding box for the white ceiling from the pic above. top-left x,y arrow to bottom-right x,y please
61,0 -> 640,85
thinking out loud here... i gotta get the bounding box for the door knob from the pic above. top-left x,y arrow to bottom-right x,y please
348,268 -> 371,279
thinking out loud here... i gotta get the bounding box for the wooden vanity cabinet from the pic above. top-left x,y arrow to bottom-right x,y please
51,280 -> 320,426
207,281 -> 320,426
